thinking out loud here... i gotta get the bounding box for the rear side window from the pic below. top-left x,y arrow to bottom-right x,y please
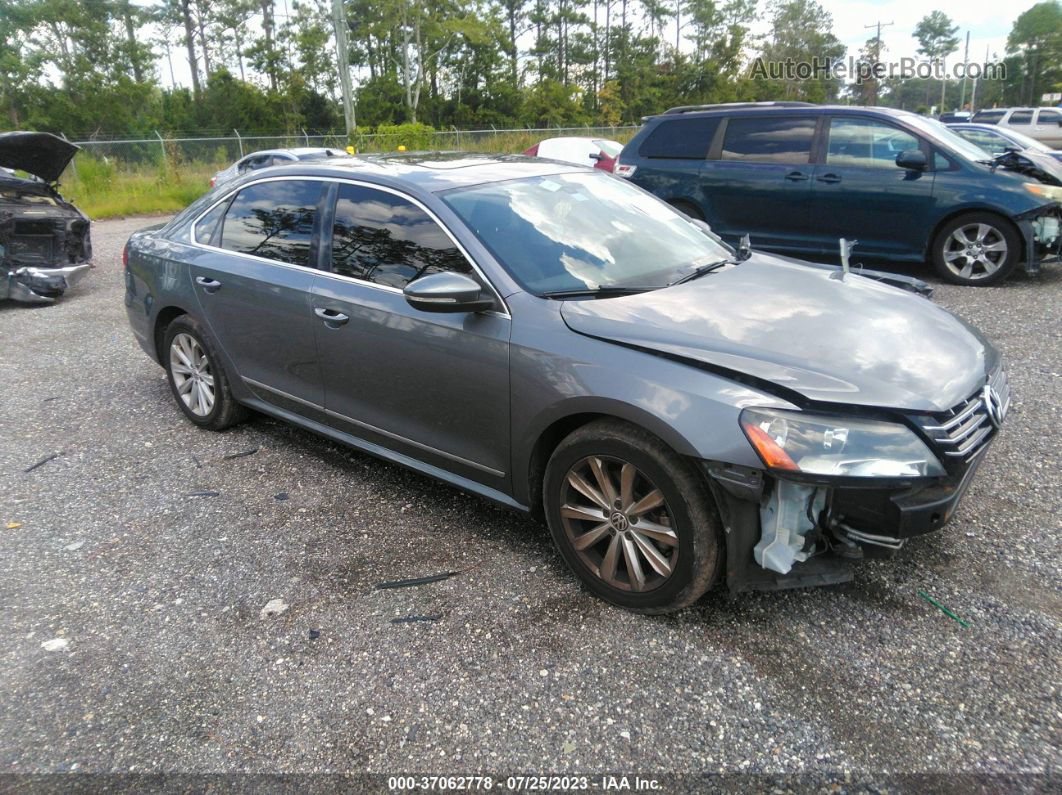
972,109 -> 1004,124
721,117 -> 816,164
220,179 -> 323,267
329,183 -> 471,288
1009,110 -> 1033,125
638,117 -> 720,159
195,199 -> 228,245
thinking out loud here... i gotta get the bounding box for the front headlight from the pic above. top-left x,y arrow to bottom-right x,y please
1022,182 -> 1062,202
740,408 -> 945,478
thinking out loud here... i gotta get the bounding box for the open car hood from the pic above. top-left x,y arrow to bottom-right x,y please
0,132 -> 80,183
997,148 -> 1062,186
560,254 -> 996,413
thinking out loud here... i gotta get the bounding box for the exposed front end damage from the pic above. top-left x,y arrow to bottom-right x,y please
703,368 -> 1008,593
0,132 -> 92,303
1015,202 -> 1062,275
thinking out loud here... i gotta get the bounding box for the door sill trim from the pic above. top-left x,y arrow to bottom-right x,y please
242,377 -> 505,478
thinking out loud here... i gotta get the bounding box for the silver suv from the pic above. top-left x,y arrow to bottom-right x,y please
972,107 -> 1062,148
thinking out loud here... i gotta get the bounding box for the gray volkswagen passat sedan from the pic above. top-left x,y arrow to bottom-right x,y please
124,154 -> 1008,613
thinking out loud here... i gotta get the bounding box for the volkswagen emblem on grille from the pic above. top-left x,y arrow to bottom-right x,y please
983,384 -> 1006,429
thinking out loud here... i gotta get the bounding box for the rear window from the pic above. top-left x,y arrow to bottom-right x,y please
1009,110 -> 1033,125
721,117 -> 816,164
220,179 -> 323,267
972,109 -> 1005,124
638,117 -> 720,160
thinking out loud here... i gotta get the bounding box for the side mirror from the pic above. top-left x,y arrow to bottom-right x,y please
589,152 -> 604,161
896,150 -> 928,171
403,271 -> 494,314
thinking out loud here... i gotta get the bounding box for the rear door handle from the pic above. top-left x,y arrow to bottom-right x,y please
314,307 -> 349,326
784,170 -> 809,181
816,173 -> 842,184
195,276 -> 221,293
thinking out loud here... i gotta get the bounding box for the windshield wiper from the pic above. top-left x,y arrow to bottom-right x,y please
668,258 -> 734,286
540,285 -> 656,299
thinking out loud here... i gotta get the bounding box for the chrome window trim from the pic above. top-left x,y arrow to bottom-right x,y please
188,174 -> 510,317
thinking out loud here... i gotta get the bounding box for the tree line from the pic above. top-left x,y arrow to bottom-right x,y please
1,0 -> 1060,140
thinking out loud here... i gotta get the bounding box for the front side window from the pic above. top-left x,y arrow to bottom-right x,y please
1037,109 -> 1062,124
330,184 -> 471,288
1009,110 -> 1033,125
826,118 -> 921,168
219,179 -> 322,267
720,117 -> 816,164
443,171 -> 733,295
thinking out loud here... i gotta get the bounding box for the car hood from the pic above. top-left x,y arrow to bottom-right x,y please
560,255 -> 996,412
0,132 -> 80,183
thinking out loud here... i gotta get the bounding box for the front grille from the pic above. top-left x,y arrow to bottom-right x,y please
915,368 -> 1010,465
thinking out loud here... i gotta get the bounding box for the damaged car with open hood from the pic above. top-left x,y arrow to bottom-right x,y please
1,131 -> 92,303
123,155 -> 1008,612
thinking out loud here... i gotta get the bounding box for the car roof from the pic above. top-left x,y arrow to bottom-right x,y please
537,136 -> 619,144
646,104 -> 920,122
250,151 -> 590,193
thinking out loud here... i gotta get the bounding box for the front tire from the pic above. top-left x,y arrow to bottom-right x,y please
543,419 -> 722,613
931,213 -> 1020,286
163,315 -> 247,430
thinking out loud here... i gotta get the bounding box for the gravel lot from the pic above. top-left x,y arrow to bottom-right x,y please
1,215 -> 1059,786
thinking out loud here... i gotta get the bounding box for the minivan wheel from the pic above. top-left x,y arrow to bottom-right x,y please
163,315 -> 247,430
543,420 -> 722,613
931,213 -> 1020,286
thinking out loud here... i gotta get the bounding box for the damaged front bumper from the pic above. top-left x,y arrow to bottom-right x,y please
2,262 -> 91,303
703,449 -> 988,593
1016,203 -> 1062,275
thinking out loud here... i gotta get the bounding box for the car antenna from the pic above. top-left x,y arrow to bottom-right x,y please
831,238 -> 858,281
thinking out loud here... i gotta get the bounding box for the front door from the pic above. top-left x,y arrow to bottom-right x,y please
697,115 -> 818,252
809,117 -> 936,262
310,182 -> 511,489
189,178 -> 326,406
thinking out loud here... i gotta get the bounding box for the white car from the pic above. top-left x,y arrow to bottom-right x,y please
523,137 -> 624,171
210,147 -> 349,188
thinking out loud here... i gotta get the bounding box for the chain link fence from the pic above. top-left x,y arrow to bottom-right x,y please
70,126 -> 641,168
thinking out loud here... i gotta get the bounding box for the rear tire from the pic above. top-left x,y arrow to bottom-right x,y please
931,212 -> 1020,286
543,419 -> 722,613
163,315 -> 247,430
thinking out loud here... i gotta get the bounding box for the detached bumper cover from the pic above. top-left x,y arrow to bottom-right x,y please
3,262 -> 91,303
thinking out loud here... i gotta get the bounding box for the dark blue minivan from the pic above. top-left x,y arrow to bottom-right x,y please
617,103 -> 1062,285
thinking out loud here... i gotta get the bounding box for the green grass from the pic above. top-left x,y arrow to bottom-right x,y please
67,128 -> 639,220
62,156 -> 216,220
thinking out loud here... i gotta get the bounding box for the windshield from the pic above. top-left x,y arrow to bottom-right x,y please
903,114 -> 998,162
443,172 -> 732,295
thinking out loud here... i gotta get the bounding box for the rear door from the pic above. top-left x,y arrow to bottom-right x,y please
189,178 -> 325,406
698,115 -> 818,251
310,181 -> 511,489
1033,108 -> 1062,147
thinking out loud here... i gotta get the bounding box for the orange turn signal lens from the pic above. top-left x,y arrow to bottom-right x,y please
742,422 -> 799,471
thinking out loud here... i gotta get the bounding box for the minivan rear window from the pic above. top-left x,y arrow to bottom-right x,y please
638,117 -> 720,159
721,117 -> 816,164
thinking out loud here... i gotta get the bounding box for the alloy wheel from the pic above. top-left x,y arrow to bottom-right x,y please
169,332 -> 215,417
942,222 -> 1008,281
559,455 -> 679,592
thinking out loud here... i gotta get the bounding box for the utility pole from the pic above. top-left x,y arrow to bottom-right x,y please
863,20 -> 893,106
970,44 -> 989,112
332,0 -> 356,137
958,30 -> 970,112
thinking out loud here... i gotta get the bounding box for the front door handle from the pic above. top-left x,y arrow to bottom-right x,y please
314,307 -> 349,326
784,170 -> 809,181
195,276 -> 222,293
816,173 -> 842,184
